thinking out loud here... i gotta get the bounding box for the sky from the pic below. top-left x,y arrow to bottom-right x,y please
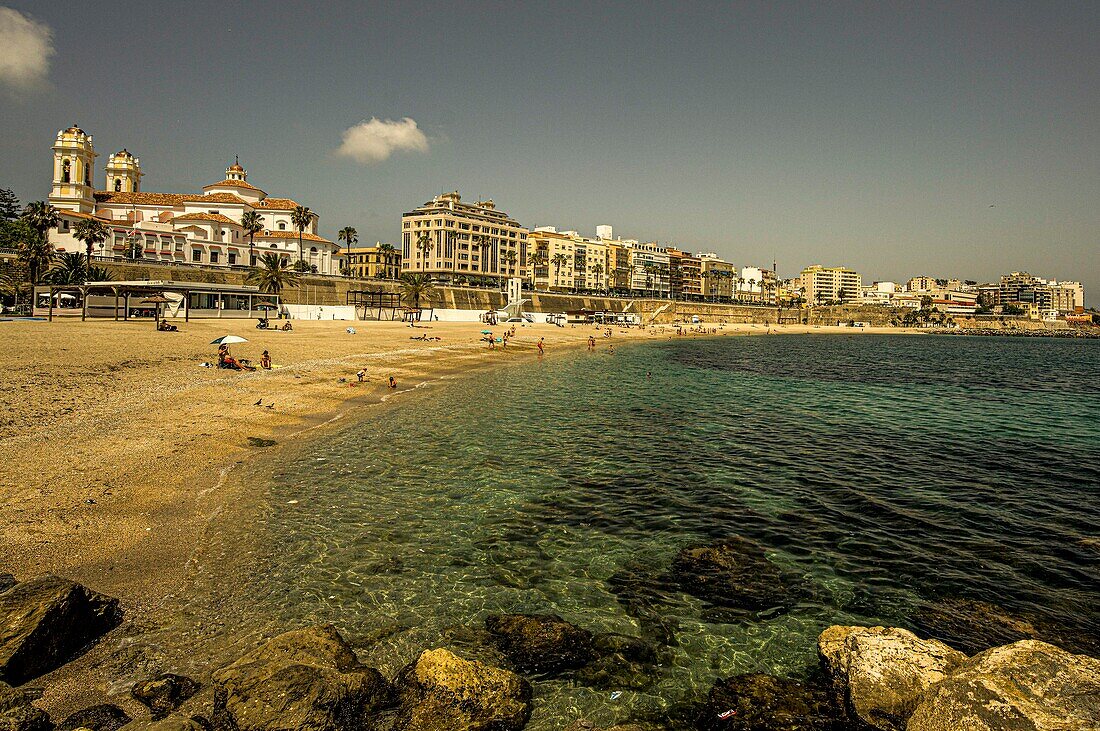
1,1 -> 1097,301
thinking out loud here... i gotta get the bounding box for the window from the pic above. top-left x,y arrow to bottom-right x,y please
61,159 -> 71,183
114,179 -> 122,192
278,222 -> 286,230
192,249 -> 202,262
210,251 -> 220,263
228,252 -> 237,265
59,220 -> 69,233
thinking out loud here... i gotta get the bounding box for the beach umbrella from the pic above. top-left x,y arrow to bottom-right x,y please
211,335 -> 248,345
141,295 -> 171,329
255,300 -> 278,310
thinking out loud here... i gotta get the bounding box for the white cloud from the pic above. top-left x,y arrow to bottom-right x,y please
0,7 -> 54,89
336,117 -> 430,164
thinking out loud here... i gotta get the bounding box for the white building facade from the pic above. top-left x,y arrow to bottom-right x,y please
45,125 -> 340,274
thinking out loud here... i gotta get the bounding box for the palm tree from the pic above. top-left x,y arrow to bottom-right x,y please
472,234 -> 491,273
591,262 -> 605,293
338,226 -> 358,261
550,252 -> 569,287
246,253 -> 301,295
241,210 -> 264,266
399,272 -> 437,310
290,205 -> 313,265
502,248 -> 518,274
72,218 -> 109,269
44,252 -> 87,284
415,232 -> 433,270
378,242 -> 397,279
21,202 -> 59,285
16,229 -> 53,288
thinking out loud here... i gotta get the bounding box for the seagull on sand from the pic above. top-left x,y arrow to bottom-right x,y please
254,398 -> 263,406
266,403 -> 275,409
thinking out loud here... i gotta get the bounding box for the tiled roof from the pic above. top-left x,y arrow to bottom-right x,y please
254,197 -> 304,210
59,210 -> 111,221
170,213 -> 239,225
95,191 -> 252,206
203,179 -> 261,191
257,230 -> 332,244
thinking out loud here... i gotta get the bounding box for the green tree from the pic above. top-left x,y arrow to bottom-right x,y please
415,232 -> 433,267
291,205 -> 313,265
21,202 -> 60,277
338,226 -> 358,255
241,210 -> 264,266
0,188 -> 21,220
15,227 -> 53,286
502,249 -> 518,274
378,242 -> 397,279
399,272 -> 437,309
44,252 -> 88,284
247,253 -> 301,295
72,218 -> 109,268
551,252 -> 569,286
1002,303 -> 1025,316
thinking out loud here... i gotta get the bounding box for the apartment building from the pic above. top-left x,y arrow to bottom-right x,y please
738,266 -> 776,303
574,236 -> 609,292
401,191 -> 528,281
344,243 -> 401,280
528,227 -> 577,292
799,265 -> 863,304
627,242 -> 671,297
699,253 -> 735,300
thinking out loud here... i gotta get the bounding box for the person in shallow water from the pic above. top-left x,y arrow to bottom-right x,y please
388,375 -> 397,388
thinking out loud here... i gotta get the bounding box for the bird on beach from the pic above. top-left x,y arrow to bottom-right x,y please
266,403 -> 275,409
254,398 -> 263,406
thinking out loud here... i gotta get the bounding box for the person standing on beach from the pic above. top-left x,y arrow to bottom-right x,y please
389,375 -> 397,388
357,368 -> 366,382
537,338 -> 544,356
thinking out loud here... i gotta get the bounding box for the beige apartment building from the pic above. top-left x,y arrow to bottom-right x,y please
344,243 -> 401,280
800,265 -> 863,304
401,191 -> 528,281
605,239 -> 632,293
699,253 -> 735,300
528,227 -> 577,292
574,236 -> 609,292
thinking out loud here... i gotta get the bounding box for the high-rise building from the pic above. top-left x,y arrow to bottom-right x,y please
401,191 -> 528,282
799,265 -> 863,304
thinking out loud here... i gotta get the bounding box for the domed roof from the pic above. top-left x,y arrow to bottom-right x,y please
113,149 -> 133,158
228,162 -> 245,172
64,124 -> 86,135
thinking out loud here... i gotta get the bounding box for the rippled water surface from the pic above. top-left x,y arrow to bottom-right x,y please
191,334 -> 1100,727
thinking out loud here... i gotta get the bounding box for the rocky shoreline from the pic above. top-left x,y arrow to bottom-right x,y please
932,327 -> 1100,339
4,532 -> 1099,731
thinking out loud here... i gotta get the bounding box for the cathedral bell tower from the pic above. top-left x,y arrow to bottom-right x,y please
50,124 -> 98,213
105,149 -> 143,193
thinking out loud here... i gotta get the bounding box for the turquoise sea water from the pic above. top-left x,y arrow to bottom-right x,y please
183,334 -> 1100,728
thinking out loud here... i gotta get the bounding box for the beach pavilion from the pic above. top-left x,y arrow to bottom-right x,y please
33,280 -> 282,322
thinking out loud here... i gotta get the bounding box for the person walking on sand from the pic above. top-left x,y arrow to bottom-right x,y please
537,337 -> 545,357
588,336 -> 595,350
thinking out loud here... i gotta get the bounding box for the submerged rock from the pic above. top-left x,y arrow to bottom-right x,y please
694,673 -> 852,731
392,648 -> 531,731
0,681 -> 53,731
575,633 -> 661,691
131,674 -> 200,721
669,537 -> 793,612
0,575 -> 122,685
911,598 -> 1039,655
907,640 -> 1100,731
818,626 -> 966,731
57,704 -> 131,731
485,614 -> 595,675
212,624 -> 391,731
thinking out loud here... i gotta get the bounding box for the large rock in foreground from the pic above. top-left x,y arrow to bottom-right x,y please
212,624 -> 391,731
818,625 -> 966,731
694,673 -> 851,731
0,575 -> 122,685
485,614 -> 595,675
907,640 -> 1100,731
0,681 -> 53,731
669,537 -> 793,611
393,648 -> 531,731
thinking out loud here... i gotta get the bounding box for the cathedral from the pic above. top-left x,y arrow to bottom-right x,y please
46,124 -> 341,274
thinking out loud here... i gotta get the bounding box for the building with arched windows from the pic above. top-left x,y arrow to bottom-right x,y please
45,125 -> 340,274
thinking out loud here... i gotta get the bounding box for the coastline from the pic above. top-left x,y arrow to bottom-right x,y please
0,318 -> 920,716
